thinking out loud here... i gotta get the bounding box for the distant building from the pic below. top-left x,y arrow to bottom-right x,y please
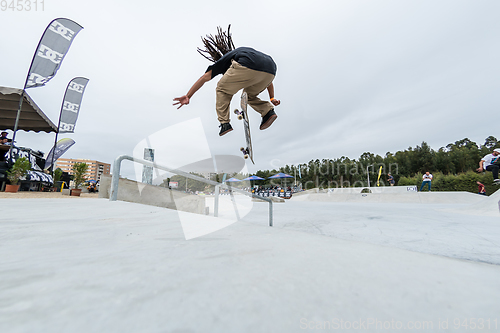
54,158 -> 111,182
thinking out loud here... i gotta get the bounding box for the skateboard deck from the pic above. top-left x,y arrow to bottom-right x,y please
233,91 -> 254,164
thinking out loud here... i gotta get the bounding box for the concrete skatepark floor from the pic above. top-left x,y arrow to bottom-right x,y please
1,192 -> 500,332
241,200 -> 500,265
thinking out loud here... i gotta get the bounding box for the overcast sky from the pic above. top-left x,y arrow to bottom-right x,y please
1,0 -> 499,180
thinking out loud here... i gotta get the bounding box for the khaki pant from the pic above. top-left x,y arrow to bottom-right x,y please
216,60 -> 275,123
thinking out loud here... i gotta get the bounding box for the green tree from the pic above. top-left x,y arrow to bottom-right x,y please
7,157 -> 31,185
72,162 -> 88,189
53,168 -> 63,183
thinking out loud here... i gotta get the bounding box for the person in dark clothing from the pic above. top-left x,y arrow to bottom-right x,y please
477,148 -> 500,185
387,173 -> 395,186
174,26 -> 281,136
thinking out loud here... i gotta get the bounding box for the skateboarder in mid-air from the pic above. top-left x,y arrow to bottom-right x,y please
173,25 -> 281,136
477,148 -> 500,185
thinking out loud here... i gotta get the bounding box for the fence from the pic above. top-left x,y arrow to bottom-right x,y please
253,190 -> 293,198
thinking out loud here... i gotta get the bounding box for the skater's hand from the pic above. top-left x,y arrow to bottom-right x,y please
173,95 -> 190,109
271,98 -> 281,107
476,167 -> 484,172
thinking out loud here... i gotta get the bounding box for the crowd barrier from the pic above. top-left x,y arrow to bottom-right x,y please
253,190 -> 293,199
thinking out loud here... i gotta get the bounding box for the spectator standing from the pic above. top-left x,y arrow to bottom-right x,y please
419,172 -> 433,192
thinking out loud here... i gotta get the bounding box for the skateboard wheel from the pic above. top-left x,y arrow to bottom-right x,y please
240,147 -> 245,151
244,155 -> 249,159
234,109 -> 239,114
237,115 -> 243,120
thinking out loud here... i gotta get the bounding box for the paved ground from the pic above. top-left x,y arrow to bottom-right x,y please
1,192 -> 500,332
0,192 -> 99,199
238,197 -> 500,265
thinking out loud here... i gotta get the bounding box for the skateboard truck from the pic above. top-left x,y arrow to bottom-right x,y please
234,109 -> 244,120
240,147 -> 250,159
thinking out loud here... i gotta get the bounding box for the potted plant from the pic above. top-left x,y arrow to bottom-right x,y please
5,157 -> 31,193
70,162 -> 88,196
52,168 -> 63,192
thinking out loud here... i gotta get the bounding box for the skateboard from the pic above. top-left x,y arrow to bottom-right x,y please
234,91 -> 254,164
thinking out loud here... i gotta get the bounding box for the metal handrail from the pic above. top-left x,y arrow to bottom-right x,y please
109,155 -> 273,226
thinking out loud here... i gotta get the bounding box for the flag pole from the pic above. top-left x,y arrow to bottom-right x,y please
49,113 -> 62,174
9,18 -> 83,165
10,89 -> 24,150
49,80 -> 71,174
9,19 -> 51,159
8,77 -> 30,164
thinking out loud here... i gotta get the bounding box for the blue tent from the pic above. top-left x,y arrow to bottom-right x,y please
243,175 -> 265,181
268,172 -> 294,179
225,177 -> 242,182
268,172 -> 294,187
243,175 -> 264,188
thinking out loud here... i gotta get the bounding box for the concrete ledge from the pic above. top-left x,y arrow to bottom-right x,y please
252,196 -> 285,203
327,185 -> 418,194
98,175 -> 205,214
292,191 -> 485,204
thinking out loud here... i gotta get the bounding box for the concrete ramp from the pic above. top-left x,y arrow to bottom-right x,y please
291,191 -> 484,204
444,188 -> 500,216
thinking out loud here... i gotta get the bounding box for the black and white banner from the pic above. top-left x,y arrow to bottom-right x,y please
58,77 -> 89,133
6,146 -> 44,171
25,18 -> 83,89
26,171 -> 54,184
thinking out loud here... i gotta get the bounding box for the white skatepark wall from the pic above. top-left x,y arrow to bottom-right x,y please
327,186 -> 417,194
292,186 -> 497,205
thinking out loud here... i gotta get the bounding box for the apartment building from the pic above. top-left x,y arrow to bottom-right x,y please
55,158 -> 111,182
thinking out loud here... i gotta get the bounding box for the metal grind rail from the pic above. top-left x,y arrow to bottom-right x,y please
109,155 -> 273,226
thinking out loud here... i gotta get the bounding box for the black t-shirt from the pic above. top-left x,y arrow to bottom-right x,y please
206,47 -> 277,78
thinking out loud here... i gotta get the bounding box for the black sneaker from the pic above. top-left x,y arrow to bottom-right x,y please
219,123 -> 233,136
260,109 -> 277,130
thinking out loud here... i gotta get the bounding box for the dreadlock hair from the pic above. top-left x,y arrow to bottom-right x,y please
197,25 -> 235,63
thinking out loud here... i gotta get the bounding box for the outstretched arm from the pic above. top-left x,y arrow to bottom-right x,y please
477,159 -> 485,172
173,71 -> 213,109
267,82 -> 281,106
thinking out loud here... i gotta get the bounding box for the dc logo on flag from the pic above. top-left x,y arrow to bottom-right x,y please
63,101 -> 80,113
68,82 -> 85,93
59,122 -> 75,132
27,73 -> 49,86
38,45 -> 63,64
49,21 -> 76,41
